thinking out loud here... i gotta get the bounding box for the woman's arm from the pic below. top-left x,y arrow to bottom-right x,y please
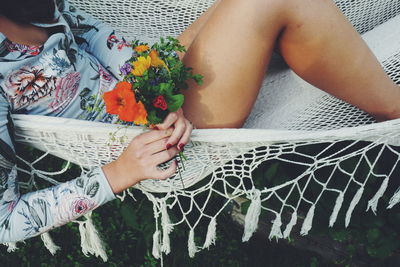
0,93 -> 115,242
0,90 -> 184,242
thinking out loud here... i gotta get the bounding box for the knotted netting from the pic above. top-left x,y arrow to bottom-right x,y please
5,0 -> 400,261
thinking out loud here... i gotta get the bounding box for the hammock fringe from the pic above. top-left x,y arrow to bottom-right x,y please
388,187 -> 400,209
283,211 -> 297,238
78,213 -> 108,262
345,188 -> 364,228
367,177 -> 389,214
329,193 -> 344,227
152,230 -> 161,259
41,232 -> 61,255
242,189 -> 262,242
300,205 -> 315,236
4,242 -> 18,252
161,200 -> 173,254
269,214 -> 283,240
203,218 -> 217,249
188,229 -> 198,258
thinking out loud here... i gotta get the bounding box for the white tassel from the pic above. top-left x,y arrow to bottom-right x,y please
300,205 -> 315,236
161,229 -> 171,255
269,214 -> 283,240
152,230 -> 161,259
283,211 -> 297,238
188,229 -> 198,258
41,232 -> 60,255
329,193 -> 344,227
242,189 -> 261,242
4,242 -> 18,252
203,218 -> 217,249
78,214 -> 108,262
345,187 -> 364,227
160,201 -> 173,254
367,177 -> 389,214
388,187 -> 400,209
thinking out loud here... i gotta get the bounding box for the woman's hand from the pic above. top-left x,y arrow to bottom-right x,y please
153,108 -> 193,151
102,108 -> 193,194
102,127 -> 180,194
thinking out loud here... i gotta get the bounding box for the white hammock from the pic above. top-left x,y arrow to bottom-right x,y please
6,0 -> 400,261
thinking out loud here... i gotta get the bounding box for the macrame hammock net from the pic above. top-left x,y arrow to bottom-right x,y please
4,0 -> 400,262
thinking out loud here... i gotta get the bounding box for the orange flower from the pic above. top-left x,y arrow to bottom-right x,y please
134,45 -> 150,53
134,101 -> 148,125
149,50 -> 169,71
131,56 -> 151,76
103,81 -> 148,123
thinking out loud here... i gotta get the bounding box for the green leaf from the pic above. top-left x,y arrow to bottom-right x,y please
167,94 -> 184,112
159,82 -> 173,96
147,110 -> 162,125
367,228 -> 380,244
330,230 -> 349,242
310,257 -> 318,267
346,244 -> 356,255
120,203 -> 139,229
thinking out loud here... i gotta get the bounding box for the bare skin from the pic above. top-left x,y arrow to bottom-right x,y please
178,0 -> 400,128
0,16 -> 49,46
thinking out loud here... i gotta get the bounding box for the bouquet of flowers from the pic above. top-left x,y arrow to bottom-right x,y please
103,37 -> 203,126
103,37 -> 202,188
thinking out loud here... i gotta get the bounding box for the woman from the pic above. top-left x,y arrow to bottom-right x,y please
0,0 -> 398,243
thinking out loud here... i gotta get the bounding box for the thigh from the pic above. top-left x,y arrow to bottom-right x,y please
180,0 -> 286,128
177,0 -> 221,58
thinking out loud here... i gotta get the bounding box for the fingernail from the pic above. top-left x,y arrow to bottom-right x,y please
166,143 -> 172,149
179,144 -> 185,151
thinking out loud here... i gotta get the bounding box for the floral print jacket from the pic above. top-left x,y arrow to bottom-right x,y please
0,0 -> 134,242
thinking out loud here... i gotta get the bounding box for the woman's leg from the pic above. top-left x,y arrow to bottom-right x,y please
179,0 -> 400,128
177,0 -> 222,57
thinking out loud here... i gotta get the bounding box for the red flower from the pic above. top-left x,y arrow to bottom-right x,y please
153,95 -> 168,110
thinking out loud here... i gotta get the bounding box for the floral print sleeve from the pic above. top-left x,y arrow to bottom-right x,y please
0,0 -> 126,243
56,0 -> 133,80
0,93 -> 116,243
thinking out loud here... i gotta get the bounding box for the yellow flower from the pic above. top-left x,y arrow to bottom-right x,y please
131,56 -> 151,76
134,45 -> 150,53
149,50 -> 169,71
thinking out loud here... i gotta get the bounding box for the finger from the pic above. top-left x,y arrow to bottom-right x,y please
166,118 -> 186,147
154,160 -> 178,180
135,127 -> 174,144
143,137 -> 169,155
151,146 -> 180,165
177,120 -> 193,150
155,112 -> 178,130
